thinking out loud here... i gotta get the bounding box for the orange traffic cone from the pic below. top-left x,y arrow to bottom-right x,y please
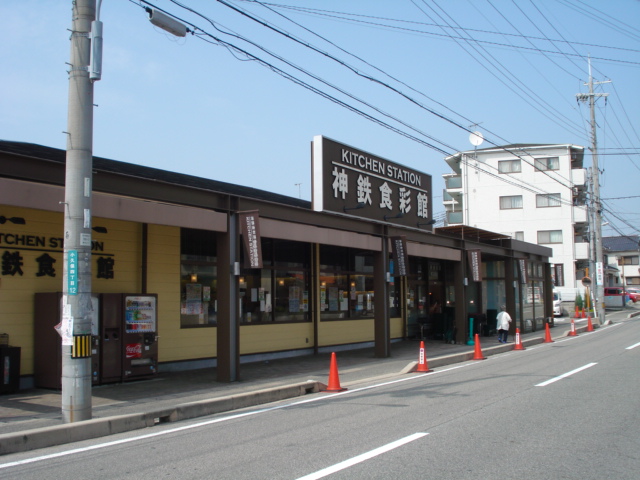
587,315 -> 594,332
574,306 -> 579,318
513,328 -> 525,350
568,318 -> 578,337
543,322 -> 554,343
416,341 -> 432,372
472,334 -> 486,360
581,307 -> 586,318
324,352 -> 347,392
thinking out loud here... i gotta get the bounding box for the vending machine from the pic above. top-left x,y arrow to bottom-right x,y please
101,294 -> 158,381
123,294 -> 158,380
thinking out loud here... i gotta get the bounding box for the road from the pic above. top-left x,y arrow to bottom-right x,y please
2,315 -> 639,479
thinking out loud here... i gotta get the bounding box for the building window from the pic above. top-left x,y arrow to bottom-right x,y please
514,231 -> 524,241
620,256 -> 639,265
498,160 -> 521,174
537,230 -> 563,244
240,239 -> 311,323
534,157 -> 559,171
180,228 -> 217,328
320,245 -> 375,320
536,193 -> 561,208
499,195 -> 523,210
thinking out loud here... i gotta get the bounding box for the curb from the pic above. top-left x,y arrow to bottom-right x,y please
0,380 -> 322,456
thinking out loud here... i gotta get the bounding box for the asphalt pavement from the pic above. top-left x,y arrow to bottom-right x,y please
0,309 -> 636,455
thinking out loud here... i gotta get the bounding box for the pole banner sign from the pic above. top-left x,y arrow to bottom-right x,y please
467,249 -> 481,282
390,236 -> 408,277
67,249 -> 78,295
518,258 -> 528,284
240,210 -> 263,269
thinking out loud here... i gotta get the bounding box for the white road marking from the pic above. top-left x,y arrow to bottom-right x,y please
0,365 -> 465,471
626,341 -> 640,350
295,432 -> 428,480
535,362 -> 597,387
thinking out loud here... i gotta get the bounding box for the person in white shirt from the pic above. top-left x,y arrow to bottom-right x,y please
496,305 -> 512,343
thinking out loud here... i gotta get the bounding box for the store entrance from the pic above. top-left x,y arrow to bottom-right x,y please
406,258 -> 453,341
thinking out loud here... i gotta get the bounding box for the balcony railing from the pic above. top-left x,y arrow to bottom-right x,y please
573,205 -> 588,224
446,211 -> 464,225
444,175 -> 462,189
574,241 -> 589,260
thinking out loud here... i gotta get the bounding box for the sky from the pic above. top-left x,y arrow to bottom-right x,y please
1,0 -> 639,237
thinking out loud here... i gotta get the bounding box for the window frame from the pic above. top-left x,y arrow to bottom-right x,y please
534,157 -> 560,171
498,159 -> 522,174
537,230 -> 563,244
536,193 -> 562,208
499,195 -> 523,210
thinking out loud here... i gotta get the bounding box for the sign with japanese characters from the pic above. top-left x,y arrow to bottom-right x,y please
518,258 -> 528,285
312,136 -> 432,227
390,236 -> 408,276
239,210 -> 263,269
467,249 -> 481,283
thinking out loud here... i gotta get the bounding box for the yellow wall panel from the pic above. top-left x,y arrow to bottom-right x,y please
317,319 -> 374,346
240,323 -> 314,354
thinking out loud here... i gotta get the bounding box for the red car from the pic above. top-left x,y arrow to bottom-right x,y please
625,288 -> 640,303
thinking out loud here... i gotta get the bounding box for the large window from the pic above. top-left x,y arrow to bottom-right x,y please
534,157 -> 559,171
537,230 -> 563,244
320,245 -> 374,320
536,193 -> 561,208
498,160 -> 521,174
180,228 -> 217,328
500,195 -> 523,210
240,239 -> 311,323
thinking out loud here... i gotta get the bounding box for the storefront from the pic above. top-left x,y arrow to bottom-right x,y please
0,139 -> 552,389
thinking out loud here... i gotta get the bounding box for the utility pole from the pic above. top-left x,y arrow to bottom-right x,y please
576,57 -> 610,324
61,0 -> 97,422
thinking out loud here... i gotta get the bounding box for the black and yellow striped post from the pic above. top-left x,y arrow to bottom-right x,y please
71,334 -> 93,359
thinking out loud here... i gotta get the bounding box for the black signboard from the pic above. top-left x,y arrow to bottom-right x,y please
518,258 -> 528,285
312,136 -> 432,227
239,211 -> 263,269
390,236 -> 408,276
467,249 -> 481,282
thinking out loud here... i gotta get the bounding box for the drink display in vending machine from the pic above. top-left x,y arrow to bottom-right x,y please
123,295 -> 158,380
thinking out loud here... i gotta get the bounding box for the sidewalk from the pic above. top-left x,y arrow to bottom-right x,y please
0,318 -> 603,455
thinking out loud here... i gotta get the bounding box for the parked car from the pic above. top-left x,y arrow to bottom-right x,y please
604,287 -> 632,308
553,290 -> 563,316
625,288 -> 640,303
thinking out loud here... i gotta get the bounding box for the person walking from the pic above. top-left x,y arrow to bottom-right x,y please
496,305 -> 512,343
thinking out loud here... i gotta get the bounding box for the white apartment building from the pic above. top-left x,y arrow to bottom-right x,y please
443,144 -> 588,300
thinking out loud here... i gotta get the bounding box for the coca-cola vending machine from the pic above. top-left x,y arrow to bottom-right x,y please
101,293 -> 158,381
123,294 -> 158,380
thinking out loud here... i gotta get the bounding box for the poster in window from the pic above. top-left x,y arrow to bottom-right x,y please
328,287 -> 339,311
289,286 -> 300,312
339,290 -> 348,311
186,283 -> 202,301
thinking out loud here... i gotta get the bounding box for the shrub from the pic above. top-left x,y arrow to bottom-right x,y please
575,292 -> 583,310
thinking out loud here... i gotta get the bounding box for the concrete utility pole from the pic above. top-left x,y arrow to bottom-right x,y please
576,58 -> 609,324
62,0 -> 97,422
